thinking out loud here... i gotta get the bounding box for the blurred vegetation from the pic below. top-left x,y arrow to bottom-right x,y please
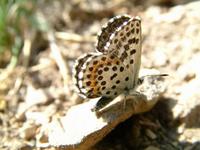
0,0 -> 48,68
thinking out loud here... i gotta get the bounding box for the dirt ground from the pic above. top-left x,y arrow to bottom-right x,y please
0,0 -> 200,149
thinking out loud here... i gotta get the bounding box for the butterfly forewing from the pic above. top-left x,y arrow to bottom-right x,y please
104,17 -> 142,88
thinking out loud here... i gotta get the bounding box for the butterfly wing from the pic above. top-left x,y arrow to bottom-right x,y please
73,53 -> 131,98
73,15 -> 142,99
96,15 -> 131,53
103,16 -> 142,88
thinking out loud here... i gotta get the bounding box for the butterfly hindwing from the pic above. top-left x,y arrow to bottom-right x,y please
73,54 -> 132,98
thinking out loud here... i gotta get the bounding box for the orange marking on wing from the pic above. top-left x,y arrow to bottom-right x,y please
89,63 -> 101,96
87,57 -> 120,96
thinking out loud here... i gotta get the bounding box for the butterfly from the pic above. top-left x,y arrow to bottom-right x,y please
73,15 -> 142,110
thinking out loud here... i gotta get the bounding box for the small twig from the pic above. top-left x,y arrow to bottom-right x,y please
22,37 -> 32,68
8,75 -> 24,96
107,0 -> 127,9
29,61 -> 55,72
55,32 -> 96,43
48,32 -> 71,93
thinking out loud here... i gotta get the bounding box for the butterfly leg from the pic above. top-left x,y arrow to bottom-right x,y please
123,95 -> 127,110
92,96 -> 113,112
122,91 -> 140,110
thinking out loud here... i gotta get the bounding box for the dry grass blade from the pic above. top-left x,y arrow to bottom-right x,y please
55,32 -> 96,43
48,33 -> 71,92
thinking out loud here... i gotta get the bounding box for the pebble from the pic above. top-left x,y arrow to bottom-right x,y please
146,129 -> 157,140
144,146 -> 160,150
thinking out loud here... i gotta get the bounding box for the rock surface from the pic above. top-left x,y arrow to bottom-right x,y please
38,73 -> 167,149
